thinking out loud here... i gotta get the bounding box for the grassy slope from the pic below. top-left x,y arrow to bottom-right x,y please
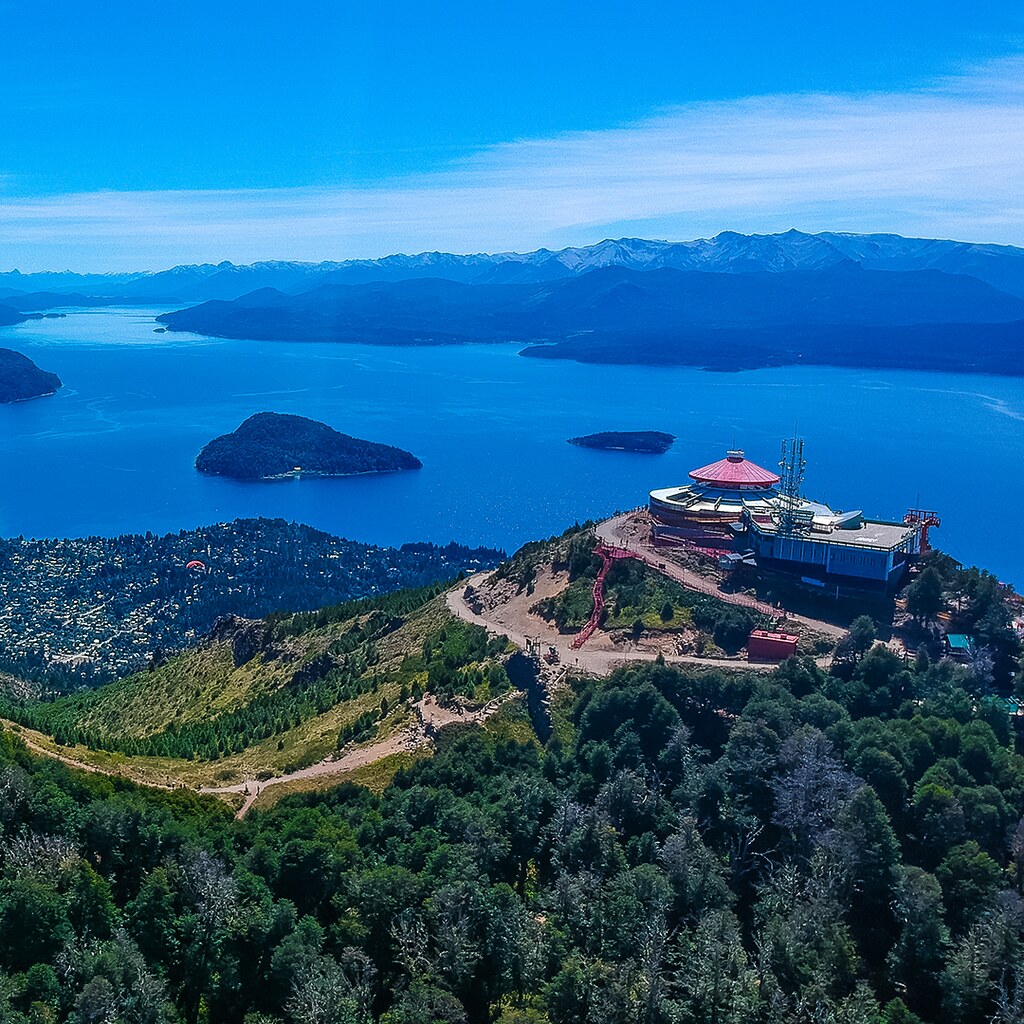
5,533 -> 602,802
498,523 -> 732,628
8,597 -> 464,791
57,640 -> 279,738
50,595 -> 447,733
247,750 -> 429,812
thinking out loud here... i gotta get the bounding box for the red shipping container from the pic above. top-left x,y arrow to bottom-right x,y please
747,630 -> 799,662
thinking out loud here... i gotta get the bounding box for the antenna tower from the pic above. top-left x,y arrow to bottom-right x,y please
777,436 -> 806,534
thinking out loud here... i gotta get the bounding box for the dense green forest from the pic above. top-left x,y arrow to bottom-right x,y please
4,637 -> 1024,1024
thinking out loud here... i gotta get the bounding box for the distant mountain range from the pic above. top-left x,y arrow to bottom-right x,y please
3,229 -> 1024,302
5,230 -> 1024,374
156,261 -> 1024,332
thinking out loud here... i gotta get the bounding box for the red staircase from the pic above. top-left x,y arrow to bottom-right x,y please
571,545 -> 638,650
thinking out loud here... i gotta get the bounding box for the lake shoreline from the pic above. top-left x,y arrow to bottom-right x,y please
0,306 -> 1021,585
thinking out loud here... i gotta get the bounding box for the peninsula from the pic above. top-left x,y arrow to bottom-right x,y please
568,430 -> 675,453
0,303 -> 28,328
0,347 -> 62,402
153,256 -> 1024,376
195,411 -> 422,481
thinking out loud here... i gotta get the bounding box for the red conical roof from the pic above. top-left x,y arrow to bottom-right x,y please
689,449 -> 780,487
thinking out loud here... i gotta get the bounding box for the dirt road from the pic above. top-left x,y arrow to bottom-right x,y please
446,572 -> 771,676
7,691 -> 519,820
200,692 -> 520,818
10,729 -> 170,789
596,513 -> 846,639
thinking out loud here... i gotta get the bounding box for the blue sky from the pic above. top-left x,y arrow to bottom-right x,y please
2,1 -> 1024,269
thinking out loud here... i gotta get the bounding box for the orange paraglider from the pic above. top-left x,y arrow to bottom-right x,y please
185,559 -> 206,572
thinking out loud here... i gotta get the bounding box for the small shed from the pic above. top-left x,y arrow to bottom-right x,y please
944,633 -> 974,660
748,629 -> 799,662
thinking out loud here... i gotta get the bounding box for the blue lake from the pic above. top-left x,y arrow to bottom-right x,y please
1,306 -> 1022,584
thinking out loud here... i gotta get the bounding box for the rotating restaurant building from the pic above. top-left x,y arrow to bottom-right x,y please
648,450 -> 781,546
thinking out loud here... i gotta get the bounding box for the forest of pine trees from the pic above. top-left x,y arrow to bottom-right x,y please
4,641 -> 1024,1023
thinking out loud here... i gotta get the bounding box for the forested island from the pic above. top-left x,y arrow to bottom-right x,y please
195,412 -> 422,481
0,346 -> 62,402
0,517 -> 501,687
568,430 -> 675,453
518,320 -> 1024,373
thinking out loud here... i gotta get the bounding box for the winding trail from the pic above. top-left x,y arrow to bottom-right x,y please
6,692 -> 519,819
447,573 -> 771,676
200,692 -> 520,818
13,730 -> 170,788
448,513 -> 845,673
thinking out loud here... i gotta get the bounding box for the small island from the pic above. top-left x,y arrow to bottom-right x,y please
195,412 -> 422,481
0,347 -> 63,403
568,430 -> 675,454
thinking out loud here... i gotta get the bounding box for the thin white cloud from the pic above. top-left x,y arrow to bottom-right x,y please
2,56 -> 1024,270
